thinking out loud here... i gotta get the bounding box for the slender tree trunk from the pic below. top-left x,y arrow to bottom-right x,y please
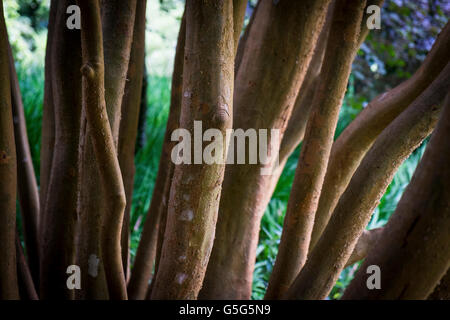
151,0 -> 235,299
7,40 -> 40,286
39,0 -> 82,299
309,22 -> 450,251
266,0 -> 366,299
118,0 -> 147,284
343,93 -> 450,300
78,0 -> 128,300
201,0 -> 331,299
286,62 -> 450,300
39,0 -> 57,235
0,0 -> 19,299
129,13 -> 186,300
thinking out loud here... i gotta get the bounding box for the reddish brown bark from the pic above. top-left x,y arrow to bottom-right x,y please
0,0 -> 19,299
201,0 -> 331,299
151,0 -> 235,299
265,0 -> 366,299
39,0 -> 82,299
118,0 -> 147,283
7,39 -> 40,286
129,13 -> 186,300
78,0 -> 128,299
286,62 -> 450,300
309,21 -> 450,251
39,0 -> 57,232
343,93 -> 450,300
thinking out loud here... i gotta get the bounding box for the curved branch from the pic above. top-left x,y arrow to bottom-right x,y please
309,21 -> 450,251
286,62 -> 450,300
78,0 -> 127,300
343,92 -> 450,300
265,0 -> 366,299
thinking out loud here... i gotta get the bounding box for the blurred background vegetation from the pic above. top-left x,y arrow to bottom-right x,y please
4,0 -> 449,299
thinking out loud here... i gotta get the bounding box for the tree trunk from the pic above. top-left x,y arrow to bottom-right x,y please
39,0 -> 82,299
118,0 -> 147,284
286,62 -> 450,300
129,12 -> 186,300
343,93 -> 450,300
0,0 -> 19,299
266,0 -> 366,299
309,22 -> 450,251
78,0 -> 128,300
7,39 -> 40,287
201,0 -> 331,299
151,0 -> 235,299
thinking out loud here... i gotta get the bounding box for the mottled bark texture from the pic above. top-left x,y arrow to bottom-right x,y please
39,0 -> 82,299
286,62 -> 450,300
0,0 -> 19,299
343,92 -> 450,300
266,0 -> 365,299
201,0 -> 331,300
78,0 -> 127,299
150,0 -> 234,299
118,0 -> 147,284
8,39 -> 40,286
129,13 -> 186,300
309,21 -> 450,251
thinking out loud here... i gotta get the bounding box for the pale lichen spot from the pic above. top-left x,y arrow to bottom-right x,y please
178,255 -> 187,263
180,209 -> 194,221
175,273 -> 187,285
183,91 -> 192,98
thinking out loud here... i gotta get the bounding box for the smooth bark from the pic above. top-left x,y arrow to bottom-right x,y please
309,21 -> 450,251
286,62 -> 450,299
343,93 -> 450,299
78,0 -> 127,300
7,39 -> 40,285
265,0 -> 366,299
201,0 -> 331,299
118,0 -> 147,283
0,0 -> 19,299
39,0 -> 82,299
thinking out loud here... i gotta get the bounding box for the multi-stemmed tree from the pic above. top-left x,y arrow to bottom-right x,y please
0,0 -> 449,300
